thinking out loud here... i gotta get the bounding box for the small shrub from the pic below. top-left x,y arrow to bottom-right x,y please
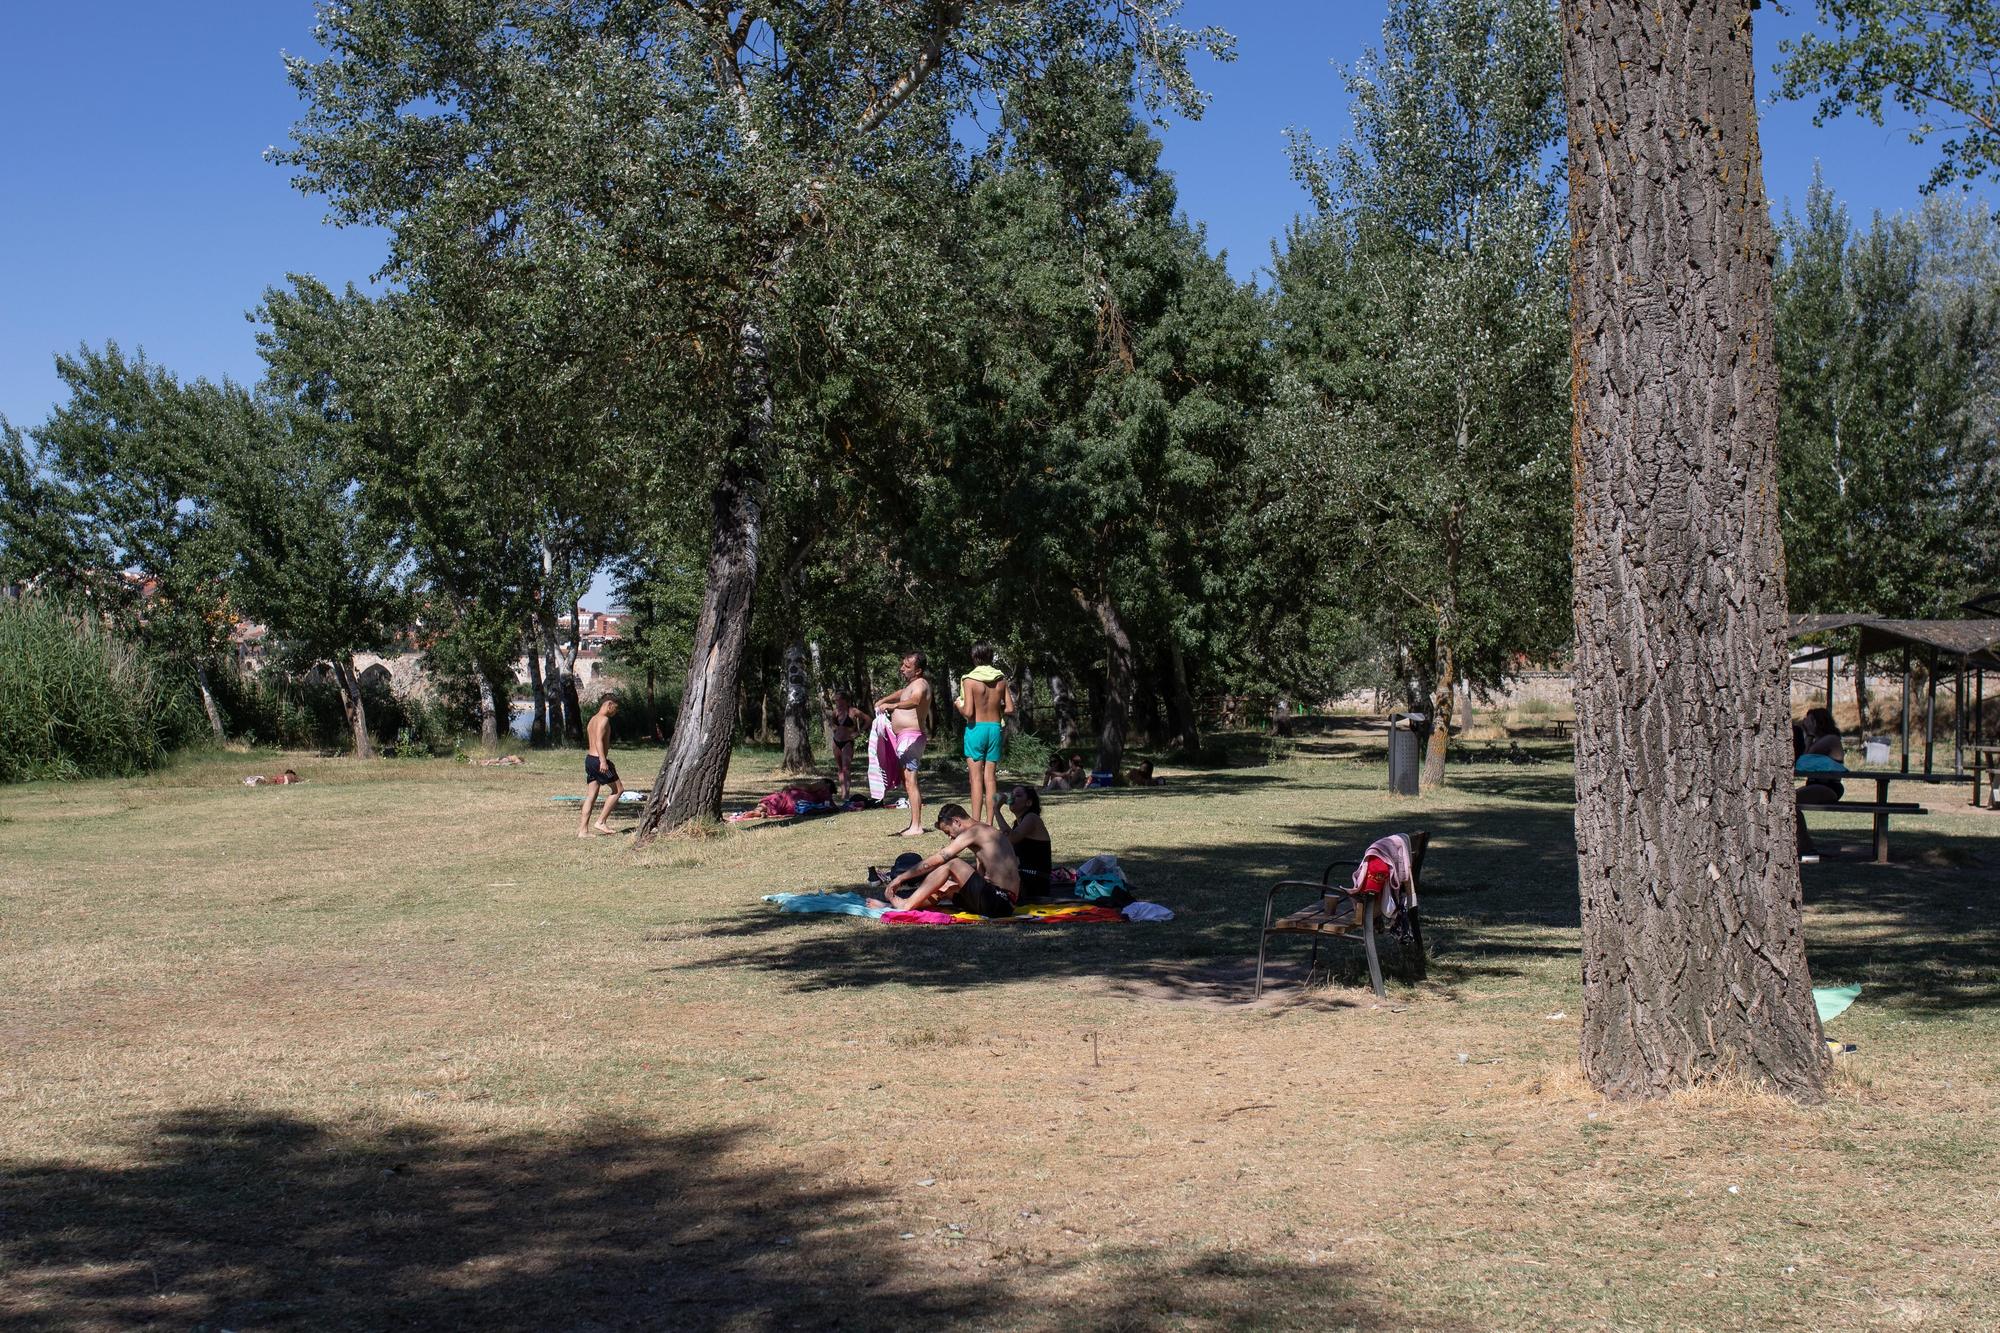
1004,730 -> 1054,783
1518,696 -> 1555,717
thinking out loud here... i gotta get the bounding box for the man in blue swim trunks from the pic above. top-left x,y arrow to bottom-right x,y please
956,642 -> 1014,824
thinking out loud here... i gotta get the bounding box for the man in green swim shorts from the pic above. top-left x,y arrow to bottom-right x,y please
956,642 -> 1014,824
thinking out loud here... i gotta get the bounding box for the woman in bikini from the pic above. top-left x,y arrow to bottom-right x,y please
828,690 -> 861,803
998,784 -> 1054,901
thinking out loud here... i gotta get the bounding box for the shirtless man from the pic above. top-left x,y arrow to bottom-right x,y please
578,695 -> 623,837
874,652 -> 932,836
871,803 -> 1021,918
955,642 -> 1014,824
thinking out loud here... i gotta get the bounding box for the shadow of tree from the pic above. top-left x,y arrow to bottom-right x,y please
0,1108 -> 1413,1330
679,772 -> 1998,1018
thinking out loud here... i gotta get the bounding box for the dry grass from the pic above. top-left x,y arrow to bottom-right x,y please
2,734 -> 1996,1330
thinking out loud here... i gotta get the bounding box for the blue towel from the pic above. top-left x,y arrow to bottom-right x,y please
1795,755 -> 1848,775
762,891 -> 886,919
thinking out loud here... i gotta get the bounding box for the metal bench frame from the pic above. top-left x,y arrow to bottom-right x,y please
1256,831 -> 1428,999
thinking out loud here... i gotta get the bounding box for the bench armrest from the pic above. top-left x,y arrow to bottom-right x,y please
1264,878 -> 1358,931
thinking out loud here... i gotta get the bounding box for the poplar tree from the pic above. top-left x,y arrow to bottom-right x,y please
1269,0 -> 1571,786
1563,0 -> 1828,1099
280,0 -> 1225,839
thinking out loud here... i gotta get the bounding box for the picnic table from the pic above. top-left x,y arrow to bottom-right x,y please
1974,746 -> 2000,810
1803,769 -> 1972,865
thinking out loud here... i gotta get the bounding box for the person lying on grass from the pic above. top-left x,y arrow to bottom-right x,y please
868,803 -> 1020,918
243,769 -> 301,786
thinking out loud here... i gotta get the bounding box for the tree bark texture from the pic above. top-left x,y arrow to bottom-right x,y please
538,620 -> 570,744
1166,642 -> 1200,756
1421,640 -> 1456,790
476,669 -> 501,750
332,655 -> 373,760
195,662 -> 225,741
1087,592 -> 1135,774
558,611 -> 585,744
780,637 -> 814,773
1563,0 -> 1828,1099
1049,671 -> 1080,748
526,638 -> 549,747
637,456 -> 763,840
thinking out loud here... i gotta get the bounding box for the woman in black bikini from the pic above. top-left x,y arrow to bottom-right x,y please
828,690 -> 862,802
999,783 -> 1054,901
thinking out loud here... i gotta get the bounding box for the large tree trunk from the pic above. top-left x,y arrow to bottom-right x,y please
1166,641 -> 1200,755
557,607 -> 585,744
525,636 -> 549,747
850,642 -> 872,710
1133,659 -> 1165,749
1049,670 -> 1080,747
331,655 -> 373,760
1564,0 -> 1827,1099
195,662 -> 225,741
637,457 -> 763,840
1421,639 -> 1456,789
780,637 -> 814,773
476,668 -> 501,750
1084,591 -> 1135,774
539,618 -> 569,743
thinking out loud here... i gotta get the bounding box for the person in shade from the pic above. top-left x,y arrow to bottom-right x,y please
827,689 -> 863,802
997,784 -> 1053,901
870,803 -> 1020,917
1793,706 -> 1846,864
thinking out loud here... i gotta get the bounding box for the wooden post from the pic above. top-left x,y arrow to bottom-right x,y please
1900,647 -> 1912,773
1954,658 -> 1965,775
1856,645 -> 1869,739
1825,652 -> 1835,713
1923,647 -> 1938,776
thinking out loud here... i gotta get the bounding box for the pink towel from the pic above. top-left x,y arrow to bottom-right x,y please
1351,834 -> 1417,922
866,714 -> 926,801
882,909 -> 958,925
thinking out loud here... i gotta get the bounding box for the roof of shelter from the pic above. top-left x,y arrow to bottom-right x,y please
1787,613 -> 1880,637
1856,619 -> 2000,668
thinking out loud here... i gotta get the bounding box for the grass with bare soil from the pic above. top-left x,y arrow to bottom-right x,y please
2,733 -> 1996,1330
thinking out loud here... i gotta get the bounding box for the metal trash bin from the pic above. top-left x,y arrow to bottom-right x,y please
1388,711 -> 1428,796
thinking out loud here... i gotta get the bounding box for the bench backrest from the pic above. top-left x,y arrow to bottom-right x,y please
1403,830 -> 1430,914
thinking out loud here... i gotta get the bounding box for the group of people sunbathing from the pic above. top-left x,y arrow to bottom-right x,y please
869,783 -> 1054,918
1042,754 -> 1160,791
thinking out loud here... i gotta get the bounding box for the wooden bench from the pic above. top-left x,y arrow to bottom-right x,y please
1801,800 -> 1928,865
1256,831 -> 1428,999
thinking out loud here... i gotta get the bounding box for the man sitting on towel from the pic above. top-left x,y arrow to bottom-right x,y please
870,803 -> 1020,917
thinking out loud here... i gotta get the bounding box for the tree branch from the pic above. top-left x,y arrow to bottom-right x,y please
853,1 -> 969,135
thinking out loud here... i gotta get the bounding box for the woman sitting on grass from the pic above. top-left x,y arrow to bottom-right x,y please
998,784 -> 1053,901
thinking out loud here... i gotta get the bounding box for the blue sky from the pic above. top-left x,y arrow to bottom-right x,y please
0,2 -> 1973,604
